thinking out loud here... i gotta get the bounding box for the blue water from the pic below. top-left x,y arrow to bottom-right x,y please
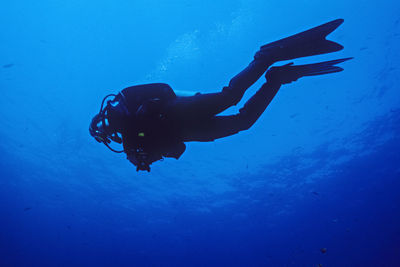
1,1 -> 400,266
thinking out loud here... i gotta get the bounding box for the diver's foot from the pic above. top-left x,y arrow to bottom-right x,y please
253,50 -> 276,65
265,58 -> 352,85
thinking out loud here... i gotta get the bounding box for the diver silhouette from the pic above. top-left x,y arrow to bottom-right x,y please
90,19 -> 352,171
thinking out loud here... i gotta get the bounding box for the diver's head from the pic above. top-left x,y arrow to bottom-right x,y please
89,94 -> 124,150
89,113 -> 110,143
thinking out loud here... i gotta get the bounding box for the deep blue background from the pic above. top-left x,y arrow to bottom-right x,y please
1,0 -> 400,266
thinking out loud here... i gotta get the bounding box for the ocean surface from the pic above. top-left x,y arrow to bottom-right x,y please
1,0 -> 399,266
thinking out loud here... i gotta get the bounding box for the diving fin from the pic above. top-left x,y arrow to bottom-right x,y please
255,19 -> 346,62
266,57 -> 353,84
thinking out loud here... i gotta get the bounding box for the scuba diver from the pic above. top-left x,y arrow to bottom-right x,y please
90,19 -> 352,172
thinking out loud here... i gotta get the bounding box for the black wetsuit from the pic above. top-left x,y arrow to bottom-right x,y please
109,57 -> 280,165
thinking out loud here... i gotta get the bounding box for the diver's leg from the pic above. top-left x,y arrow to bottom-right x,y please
181,56 -> 352,142
182,81 -> 281,142
167,58 -> 274,120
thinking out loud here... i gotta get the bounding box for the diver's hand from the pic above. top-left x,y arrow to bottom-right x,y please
265,63 -> 300,85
